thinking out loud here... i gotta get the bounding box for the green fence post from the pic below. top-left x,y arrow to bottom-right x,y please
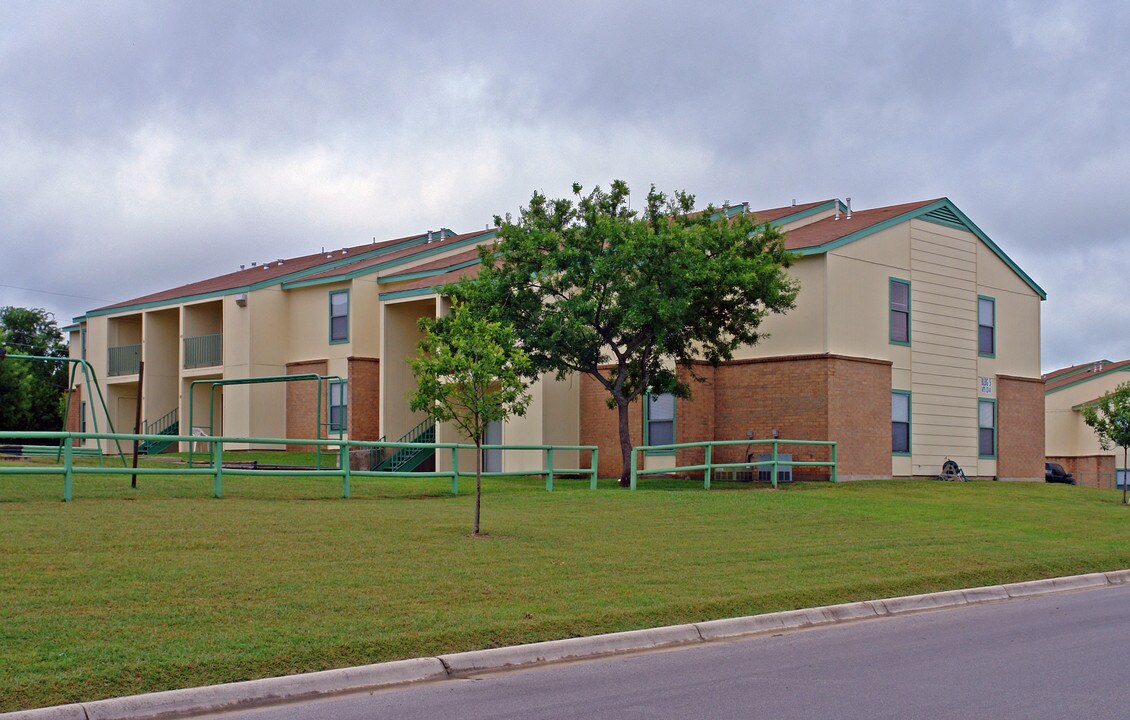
340,443 -> 351,499
771,440 -> 779,490
704,443 -> 712,490
590,448 -> 598,489
545,447 -> 555,492
63,440 -> 73,502
450,446 -> 459,495
212,438 -> 223,498
630,447 -> 638,490
831,442 -> 838,483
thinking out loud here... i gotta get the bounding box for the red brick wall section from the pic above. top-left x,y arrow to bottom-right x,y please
347,357 -> 380,441
826,356 -> 892,479
714,355 -> 891,479
577,354 -> 897,481
286,360 -> 328,450
675,363 -> 715,472
65,385 -> 82,444
579,372 -> 643,478
1047,454 -> 1116,489
997,375 -> 1045,481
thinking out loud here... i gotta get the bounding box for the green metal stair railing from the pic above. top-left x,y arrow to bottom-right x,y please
371,418 -> 436,473
138,409 -> 179,454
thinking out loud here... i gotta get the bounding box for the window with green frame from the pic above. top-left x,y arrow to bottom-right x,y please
890,278 -> 910,345
329,290 -> 349,343
978,399 -> 996,458
645,391 -> 675,451
892,391 -> 910,454
978,296 -> 995,356
80,401 -> 87,433
328,380 -> 347,433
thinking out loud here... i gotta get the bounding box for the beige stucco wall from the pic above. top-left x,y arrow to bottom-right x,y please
350,276 -> 381,358
380,296 -> 436,446
733,256 -> 827,359
142,309 -> 179,427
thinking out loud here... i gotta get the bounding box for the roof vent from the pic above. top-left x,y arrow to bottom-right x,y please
342,248 -> 348,255
1095,361 -> 1104,373
426,230 -> 434,243
277,258 -> 284,265
834,202 -> 841,221
846,197 -> 852,220
240,264 -> 245,270
251,262 -> 257,267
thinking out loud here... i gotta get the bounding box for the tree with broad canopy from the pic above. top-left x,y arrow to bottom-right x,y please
446,180 -> 799,486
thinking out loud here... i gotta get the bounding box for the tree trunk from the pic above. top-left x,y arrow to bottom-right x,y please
474,438 -> 482,534
617,394 -> 633,487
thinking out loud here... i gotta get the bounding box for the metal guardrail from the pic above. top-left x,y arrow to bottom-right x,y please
0,431 -> 599,501
183,334 -> 223,369
629,438 -> 838,489
107,344 -> 141,376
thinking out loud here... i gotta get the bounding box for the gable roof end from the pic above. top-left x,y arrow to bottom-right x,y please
784,198 -> 1047,300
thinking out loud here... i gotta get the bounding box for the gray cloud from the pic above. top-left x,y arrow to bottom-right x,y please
0,0 -> 1127,374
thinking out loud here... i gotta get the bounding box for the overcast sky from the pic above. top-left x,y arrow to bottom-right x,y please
1,1 -> 1126,373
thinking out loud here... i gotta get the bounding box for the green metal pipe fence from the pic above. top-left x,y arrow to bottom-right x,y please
0,431 -> 598,501
629,438 -> 838,489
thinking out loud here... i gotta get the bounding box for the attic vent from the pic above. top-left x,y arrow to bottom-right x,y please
923,205 -> 964,228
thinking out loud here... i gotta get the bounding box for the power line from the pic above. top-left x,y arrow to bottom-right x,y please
0,283 -> 108,302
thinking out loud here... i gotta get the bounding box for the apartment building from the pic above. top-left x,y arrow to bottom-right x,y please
1044,359 -> 1130,487
65,196 -> 1046,480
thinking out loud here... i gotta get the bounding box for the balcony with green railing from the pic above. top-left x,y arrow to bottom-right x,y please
184,334 -> 223,369
107,344 -> 141,376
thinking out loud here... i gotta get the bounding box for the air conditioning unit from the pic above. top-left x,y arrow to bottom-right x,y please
757,453 -> 793,483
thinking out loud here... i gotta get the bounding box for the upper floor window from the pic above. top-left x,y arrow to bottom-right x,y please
890,278 -> 910,345
978,399 -> 996,458
646,392 -> 675,450
328,380 -> 347,433
892,391 -> 910,454
978,296 -> 995,356
329,290 -> 349,343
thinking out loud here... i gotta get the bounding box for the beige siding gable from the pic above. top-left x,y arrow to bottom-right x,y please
908,221 -> 980,472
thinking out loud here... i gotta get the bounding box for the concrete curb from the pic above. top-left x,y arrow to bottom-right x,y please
5,571 -> 1126,720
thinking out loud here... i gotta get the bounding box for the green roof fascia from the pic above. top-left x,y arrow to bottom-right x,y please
61,323 -> 80,333
1047,366 -> 1130,395
379,285 -> 443,302
80,231 -> 443,318
792,198 -> 1047,300
932,201 -> 1047,300
378,256 -> 484,284
281,230 -> 495,291
1048,361 -> 1113,385
766,199 -> 843,227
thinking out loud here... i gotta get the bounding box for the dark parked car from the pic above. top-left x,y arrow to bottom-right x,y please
1045,462 -> 1076,485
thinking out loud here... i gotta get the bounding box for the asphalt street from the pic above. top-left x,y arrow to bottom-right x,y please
196,583 -> 1130,720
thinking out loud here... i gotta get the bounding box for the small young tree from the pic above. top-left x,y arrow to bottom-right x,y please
409,301 -> 532,535
449,180 -> 799,485
1082,381 -> 1130,504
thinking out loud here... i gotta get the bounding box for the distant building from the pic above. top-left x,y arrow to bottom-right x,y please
1044,359 -> 1130,488
64,196 -> 1046,480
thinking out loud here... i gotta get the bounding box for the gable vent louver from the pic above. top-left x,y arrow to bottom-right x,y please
922,205 -> 964,228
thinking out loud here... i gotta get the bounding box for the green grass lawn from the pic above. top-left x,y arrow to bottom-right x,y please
1,470 -> 1128,711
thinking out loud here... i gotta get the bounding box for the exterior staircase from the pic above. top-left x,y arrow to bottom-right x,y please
370,418 -> 436,473
138,409 -> 179,454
